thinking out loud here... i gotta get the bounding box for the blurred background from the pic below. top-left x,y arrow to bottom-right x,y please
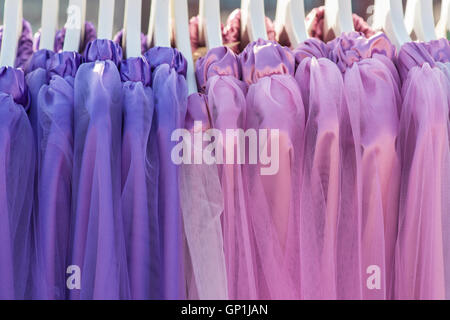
0,0 -> 445,35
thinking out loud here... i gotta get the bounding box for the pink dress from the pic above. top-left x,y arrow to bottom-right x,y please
240,39 -> 306,299
196,46 -> 257,299
294,32 -> 402,299
395,39 -> 450,300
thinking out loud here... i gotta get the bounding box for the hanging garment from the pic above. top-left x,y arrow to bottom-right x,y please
239,39 -> 305,299
0,67 -> 35,299
195,46 -> 257,299
223,9 -> 276,54
144,47 -> 188,300
32,52 -> 82,300
34,22 -> 97,54
113,30 -> 148,55
293,39 -> 344,300
328,32 -> 401,300
395,39 -> 450,300
0,19 -> 34,69
70,39 -> 129,300
305,6 -> 376,43
120,55 -> 162,299
180,92 -> 228,300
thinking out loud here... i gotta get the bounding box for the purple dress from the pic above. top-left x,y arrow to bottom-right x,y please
0,67 -> 35,299
395,39 -> 450,300
239,40 -> 306,299
70,39 -> 129,299
0,19 -> 34,69
120,56 -> 161,299
144,47 -> 188,300
196,47 -> 257,299
33,52 -> 82,300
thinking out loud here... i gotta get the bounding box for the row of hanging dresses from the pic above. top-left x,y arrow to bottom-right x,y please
0,6 -> 449,299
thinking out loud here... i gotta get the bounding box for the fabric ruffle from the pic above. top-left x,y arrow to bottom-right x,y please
240,39 -> 296,84
145,47 -> 188,77
83,39 -> 123,66
195,46 -> 242,92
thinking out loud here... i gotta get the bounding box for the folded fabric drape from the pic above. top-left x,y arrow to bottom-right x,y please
144,47 -> 188,300
196,46 -> 257,299
395,39 -> 450,300
32,52 -> 82,300
120,55 -> 161,299
240,39 -> 305,300
0,67 -> 35,299
70,39 -> 129,300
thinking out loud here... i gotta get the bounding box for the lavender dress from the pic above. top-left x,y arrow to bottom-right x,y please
0,67 -> 35,299
32,52 -> 82,300
144,47 -> 188,300
70,39 -> 129,299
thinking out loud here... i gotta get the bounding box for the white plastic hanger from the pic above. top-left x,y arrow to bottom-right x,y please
436,0 -> 450,38
274,0 -> 308,47
63,0 -> 87,52
0,0 -> 23,67
324,0 -> 354,39
373,0 -> 411,49
404,0 -> 437,41
171,0 -> 198,94
123,0 -> 142,58
147,0 -> 171,48
198,0 -> 223,49
98,0 -> 115,40
40,0 -> 59,50
241,0 -> 268,42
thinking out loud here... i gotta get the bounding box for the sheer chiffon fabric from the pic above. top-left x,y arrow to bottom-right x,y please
0,19 -> 34,69
196,47 -> 257,299
32,52 -> 82,300
120,56 -> 161,299
293,32 -> 402,299
395,40 -> 450,300
0,67 -> 35,299
329,33 -> 401,300
180,93 -> 228,300
293,42 -> 344,300
240,39 -> 305,299
70,39 -> 129,299
144,47 -> 188,300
